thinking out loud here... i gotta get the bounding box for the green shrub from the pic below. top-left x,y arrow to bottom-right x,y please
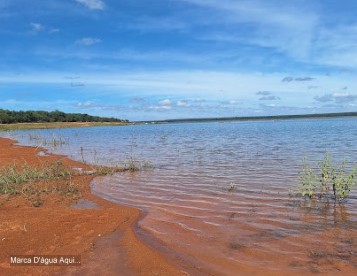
298,152 -> 357,201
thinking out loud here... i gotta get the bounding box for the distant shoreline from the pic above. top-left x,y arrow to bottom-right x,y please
0,121 -> 132,131
1,112 -> 356,130
138,111 -> 357,124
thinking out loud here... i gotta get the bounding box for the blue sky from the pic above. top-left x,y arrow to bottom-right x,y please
1,0 -> 357,121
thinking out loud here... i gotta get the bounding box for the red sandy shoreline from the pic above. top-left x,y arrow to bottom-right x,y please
0,137 -> 194,275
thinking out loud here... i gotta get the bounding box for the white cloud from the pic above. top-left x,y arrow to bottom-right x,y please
176,100 -> 191,107
48,28 -> 60,34
314,93 -> 357,104
228,100 -> 240,105
75,0 -> 105,10
157,99 -> 172,109
75,37 -> 102,46
30,22 -> 43,33
180,0 -> 318,60
259,95 -> 281,101
0,70 -> 355,109
183,0 -> 357,69
77,101 -> 94,107
29,23 -> 60,35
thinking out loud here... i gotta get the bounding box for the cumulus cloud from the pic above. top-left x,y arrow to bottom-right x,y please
77,101 -> 94,107
176,100 -> 191,107
282,76 -> 294,83
157,99 -> 172,109
75,0 -> 105,10
256,91 -> 271,96
295,77 -> 315,82
314,93 -> 357,103
256,91 -> 280,100
259,95 -> 281,101
75,37 -> 102,46
282,76 -> 315,82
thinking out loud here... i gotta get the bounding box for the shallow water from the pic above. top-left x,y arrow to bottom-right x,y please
3,118 -> 357,274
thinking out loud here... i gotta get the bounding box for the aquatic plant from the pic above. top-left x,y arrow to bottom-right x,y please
124,157 -> 140,172
298,152 -> 357,201
42,134 -> 68,148
228,182 -> 236,192
26,132 -> 69,149
122,157 -> 153,172
80,146 -> 86,163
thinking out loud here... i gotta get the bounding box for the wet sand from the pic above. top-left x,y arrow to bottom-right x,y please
0,138 -> 188,275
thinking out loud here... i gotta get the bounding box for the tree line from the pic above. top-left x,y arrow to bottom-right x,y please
0,109 -> 127,124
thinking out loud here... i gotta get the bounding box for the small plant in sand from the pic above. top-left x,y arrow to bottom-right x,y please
298,151 -> 357,202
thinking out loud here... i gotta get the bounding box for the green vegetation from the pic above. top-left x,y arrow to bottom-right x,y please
298,152 -> 357,201
0,160 -> 123,207
0,109 -> 128,124
0,160 -> 72,195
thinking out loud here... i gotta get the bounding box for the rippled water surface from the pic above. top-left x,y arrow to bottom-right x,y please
4,118 -> 357,274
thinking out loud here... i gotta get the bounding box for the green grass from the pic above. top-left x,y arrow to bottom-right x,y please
0,160 -> 72,195
0,160 -> 126,208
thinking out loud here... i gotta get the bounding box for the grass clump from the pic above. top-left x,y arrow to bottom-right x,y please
298,151 -> 357,201
0,159 -> 125,204
0,160 -> 72,195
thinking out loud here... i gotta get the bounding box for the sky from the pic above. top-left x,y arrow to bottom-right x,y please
1,0 -> 357,121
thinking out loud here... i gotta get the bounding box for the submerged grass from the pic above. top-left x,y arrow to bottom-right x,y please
123,157 -> 153,172
27,132 -> 69,148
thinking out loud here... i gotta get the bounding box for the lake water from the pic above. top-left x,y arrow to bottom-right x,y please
3,118 -> 357,275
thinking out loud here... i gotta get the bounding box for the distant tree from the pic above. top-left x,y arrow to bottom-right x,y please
0,109 -> 126,124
